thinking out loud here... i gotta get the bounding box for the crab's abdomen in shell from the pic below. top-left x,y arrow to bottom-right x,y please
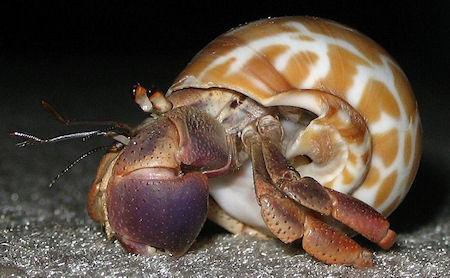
168,16 -> 421,216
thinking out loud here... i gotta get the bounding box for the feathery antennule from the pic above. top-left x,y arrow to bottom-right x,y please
11,101 -> 132,186
10,130 -> 114,147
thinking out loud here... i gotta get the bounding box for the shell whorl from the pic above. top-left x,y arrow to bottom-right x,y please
168,16 -> 421,215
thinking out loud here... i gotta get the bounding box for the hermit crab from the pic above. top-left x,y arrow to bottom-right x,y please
14,16 -> 421,267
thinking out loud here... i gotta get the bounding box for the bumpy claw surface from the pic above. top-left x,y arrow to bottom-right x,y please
107,171 -> 209,255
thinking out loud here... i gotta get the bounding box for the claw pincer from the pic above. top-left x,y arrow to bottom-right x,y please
103,107 -> 229,255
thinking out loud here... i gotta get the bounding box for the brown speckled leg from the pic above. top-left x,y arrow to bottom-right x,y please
241,116 -> 393,267
246,129 -> 306,243
325,188 -> 397,249
255,115 -> 396,250
243,125 -> 373,267
302,215 -> 373,267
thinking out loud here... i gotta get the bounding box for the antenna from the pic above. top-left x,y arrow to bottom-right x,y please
10,100 -> 133,187
10,130 -> 112,147
48,145 -> 112,187
41,100 -> 133,135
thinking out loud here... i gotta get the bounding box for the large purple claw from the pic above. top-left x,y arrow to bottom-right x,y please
106,171 -> 209,256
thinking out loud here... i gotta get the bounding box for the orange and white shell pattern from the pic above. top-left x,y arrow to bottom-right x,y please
168,16 -> 421,217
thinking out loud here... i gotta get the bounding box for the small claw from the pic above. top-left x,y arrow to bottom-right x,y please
303,215 -> 374,268
106,170 -> 209,256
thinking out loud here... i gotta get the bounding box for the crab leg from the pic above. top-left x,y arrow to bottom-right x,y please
302,214 -> 373,267
244,127 -> 306,243
243,125 -> 373,267
255,115 -> 397,249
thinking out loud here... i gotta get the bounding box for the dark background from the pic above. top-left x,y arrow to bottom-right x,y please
1,1 -> 449,114
2,1 -> 449,156
1,1 -> 449,120
1,1 -> 449,276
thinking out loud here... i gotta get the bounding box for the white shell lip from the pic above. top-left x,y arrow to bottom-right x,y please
209,162 -> 268,232
168,76 -> 233,95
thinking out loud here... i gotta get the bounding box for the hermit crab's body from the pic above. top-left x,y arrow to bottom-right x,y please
87,17 -> 421,267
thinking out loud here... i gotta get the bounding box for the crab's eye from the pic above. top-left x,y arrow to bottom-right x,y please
146,88 -> 154,99
147,86 -> 162,99
131,83 -> 141,99
131,83 -> 151,100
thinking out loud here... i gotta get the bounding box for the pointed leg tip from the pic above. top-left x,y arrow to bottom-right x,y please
354,249 -> 374,268
378,229 -> 397,250
118,237 -> 159,256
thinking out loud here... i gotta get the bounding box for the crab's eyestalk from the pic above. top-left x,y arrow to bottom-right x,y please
132,83 -> 173,113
